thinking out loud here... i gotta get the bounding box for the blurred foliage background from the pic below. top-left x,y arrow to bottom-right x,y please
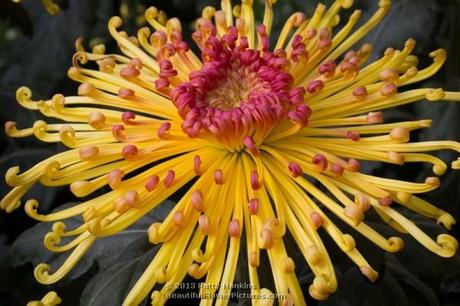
0,0 -> 460,305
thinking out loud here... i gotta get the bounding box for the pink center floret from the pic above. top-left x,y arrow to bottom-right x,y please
171,25 -> 308,143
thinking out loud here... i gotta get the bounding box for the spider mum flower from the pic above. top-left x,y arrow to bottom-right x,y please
12,0 -> 60,15
2,0 -> 460,305
27,291 -> 61,306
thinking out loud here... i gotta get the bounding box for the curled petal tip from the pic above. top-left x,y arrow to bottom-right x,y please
187,263 -> 204,279
360,266 -> 379,283
437,214 -> 456,230
390,127 -> 409,141
191,190 -> 204,211
145,6 -> 159,19
436,234 -> 459,257
343,205 -> 364,226
4,121 -> 17,135
425,176 -> 440,186
70,181 -> 92,197
228,219 -> 242,237
306,245 -> 322,266
260,229 -> 274,249
79,146 -> 99,161
310,212 -> 324,229
173,211 -> 185,226
24,199 -> 43,220
34,263 -> 52,285
388,237 -> 404,252
249,251 -> 259,267
342,234 -> 356,252
147,223 -> 162,244
44,232 -> 62,251
58,125 -> 77,147
108,16 -> 123,29
282,257 -> 296,273
288,162 -> 302,177
430,48 -> 447,61
451,158 -> 460,169
309,276 -> 333,301
248,198 -> 259,215
5,166 -> 20,186
16,86 -> 37,109
426,88 -> 446,101
433,163 -> 447,176
78,83 -> 95,96
27,291 -> 62,306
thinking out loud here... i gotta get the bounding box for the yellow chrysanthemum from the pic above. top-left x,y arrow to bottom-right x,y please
2,0 -> 460,305
12,0 -> 60,15
27,291 -> 62,306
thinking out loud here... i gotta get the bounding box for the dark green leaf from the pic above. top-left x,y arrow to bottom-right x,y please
80,240 -> 158,306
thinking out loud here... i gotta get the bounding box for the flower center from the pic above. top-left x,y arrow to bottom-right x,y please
204,64 -> 266,110
171,26 -> 309,148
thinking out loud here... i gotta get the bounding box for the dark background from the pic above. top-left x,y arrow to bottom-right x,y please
0,0 -> 460,305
